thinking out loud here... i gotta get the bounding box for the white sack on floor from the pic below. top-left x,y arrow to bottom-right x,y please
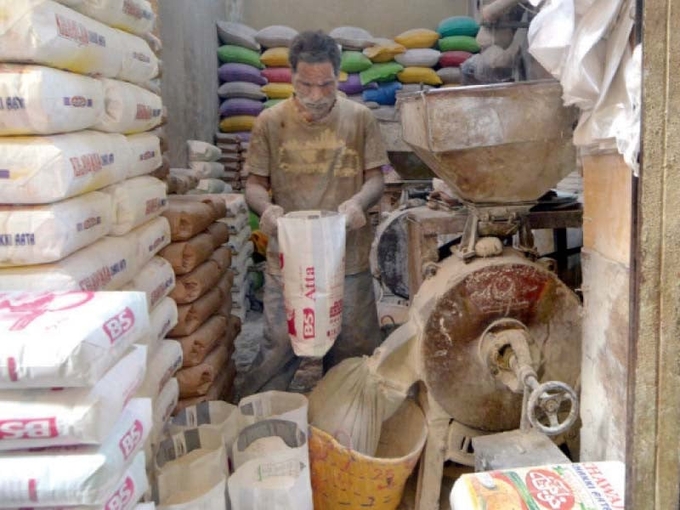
103,176 -> 168,236
121,256 -> 175,311
0,64 -> 104,136
55,0 -> 155,36
187,140 -> 222,162
0,345 -> 146,450
0,130 -> 131,204
0,290 -> 149,388
0,398 -> 151,507
155,429 -> 228,510
126,133 -> 163,178
0,191 -> 113,267
189,161 -> 228,179
93,78 -> 162,134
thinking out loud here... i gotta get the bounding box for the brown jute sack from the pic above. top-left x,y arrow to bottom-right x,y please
177,314 -> 228,368
207,221 -> 230,248
162,199 -> 216,241
211,247 -> 233,273
174,360 -> 237,414
170,257 -> 224,304
176,341 -> 233,398
169,286 -> 222,337
159,233 -> 214,275
167,195 -> 228,220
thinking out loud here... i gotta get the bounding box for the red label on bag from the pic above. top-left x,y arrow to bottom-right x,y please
103,307 -> 135,344
118,419 -> 144,460
0,417 -> 58,440
105,476 -> 135,510
525,469 -> 575,509
303,308 -> 315,339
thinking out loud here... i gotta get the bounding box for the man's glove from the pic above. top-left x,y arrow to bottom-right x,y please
338,199 -> 366,231
260,204 -> 284,237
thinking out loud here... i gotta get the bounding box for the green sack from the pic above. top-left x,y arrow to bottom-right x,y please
218,45 -> 264,69
264,98 -> 284,109
340,51 -> 373,73
437,16 -> 480,38
438,35 -> 480,53
359,61 -> 404,86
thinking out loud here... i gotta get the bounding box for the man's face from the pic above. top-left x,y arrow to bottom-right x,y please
292,61 -> 337,121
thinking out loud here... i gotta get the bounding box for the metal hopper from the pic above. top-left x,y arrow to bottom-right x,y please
398,80 -> 578,204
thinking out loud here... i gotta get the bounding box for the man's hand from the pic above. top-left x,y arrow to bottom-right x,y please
260,204 -> 284,237
338,199 -> 366,230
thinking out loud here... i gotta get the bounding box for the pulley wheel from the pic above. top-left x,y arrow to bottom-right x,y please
410,248 -> 582,432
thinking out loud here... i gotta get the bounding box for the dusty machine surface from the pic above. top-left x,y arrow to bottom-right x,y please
388,80 -> 583,509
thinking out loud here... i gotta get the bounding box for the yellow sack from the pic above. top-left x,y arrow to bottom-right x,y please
363,40 -> 406,63
260,47 -> 290,67
262,82 -> 294,99
338,71 -> 349,81
394,28 -> 440,49
219,115 -> 257,132
397,67 -> 443,85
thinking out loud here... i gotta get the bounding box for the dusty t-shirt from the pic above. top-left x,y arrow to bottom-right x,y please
245,96 -> 389,275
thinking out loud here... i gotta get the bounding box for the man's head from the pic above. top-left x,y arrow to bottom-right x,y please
289,31 -> 341,121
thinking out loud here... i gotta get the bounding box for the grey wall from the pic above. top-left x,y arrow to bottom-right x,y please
238,0 -> 470,38
159,0 -> 226,167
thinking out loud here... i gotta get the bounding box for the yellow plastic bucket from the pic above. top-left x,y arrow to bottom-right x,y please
309,399 -> 427,510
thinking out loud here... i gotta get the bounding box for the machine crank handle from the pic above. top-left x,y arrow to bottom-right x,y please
526,380 -> 579,436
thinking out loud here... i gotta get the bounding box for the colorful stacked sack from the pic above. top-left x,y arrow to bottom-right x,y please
393,28 -> 443,89
216,21 -> 266,135
256,25 -> 297,108
436,16 -> 480,85
328,27 -> 376,107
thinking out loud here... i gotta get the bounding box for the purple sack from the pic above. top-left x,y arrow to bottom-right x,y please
338,73 -> 378,95
218,63 -> 268,85
220,98 -> 265,117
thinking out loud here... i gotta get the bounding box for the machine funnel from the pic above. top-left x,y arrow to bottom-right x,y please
398,80 -> 578,204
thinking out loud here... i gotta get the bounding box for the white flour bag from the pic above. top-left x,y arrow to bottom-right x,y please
0,290 -> 149,388
93,78 -> 162,134
0,398 -> 151,506
102,175 -> 168,236
0,345 -> 146,450
0,191 -> 113,267
0,130 -> 131,204
0,64 -> 105,136
278,211 -> 345,357
126,132 -> 162,178
120,256 -> 175,311
56,0 -> 156,37
0,0 -> 123,79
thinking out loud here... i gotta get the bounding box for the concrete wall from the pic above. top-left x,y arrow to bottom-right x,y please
236,0 -> 470,38
159,0 -> 226,166
579,152 -> 632,462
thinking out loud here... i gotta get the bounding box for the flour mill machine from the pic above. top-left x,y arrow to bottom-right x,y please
389,80 -> 582,509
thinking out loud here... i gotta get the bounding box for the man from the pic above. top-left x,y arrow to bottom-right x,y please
241,30 -> 389,396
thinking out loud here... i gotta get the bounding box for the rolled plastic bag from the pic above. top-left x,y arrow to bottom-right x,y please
278,211 -> 345,357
